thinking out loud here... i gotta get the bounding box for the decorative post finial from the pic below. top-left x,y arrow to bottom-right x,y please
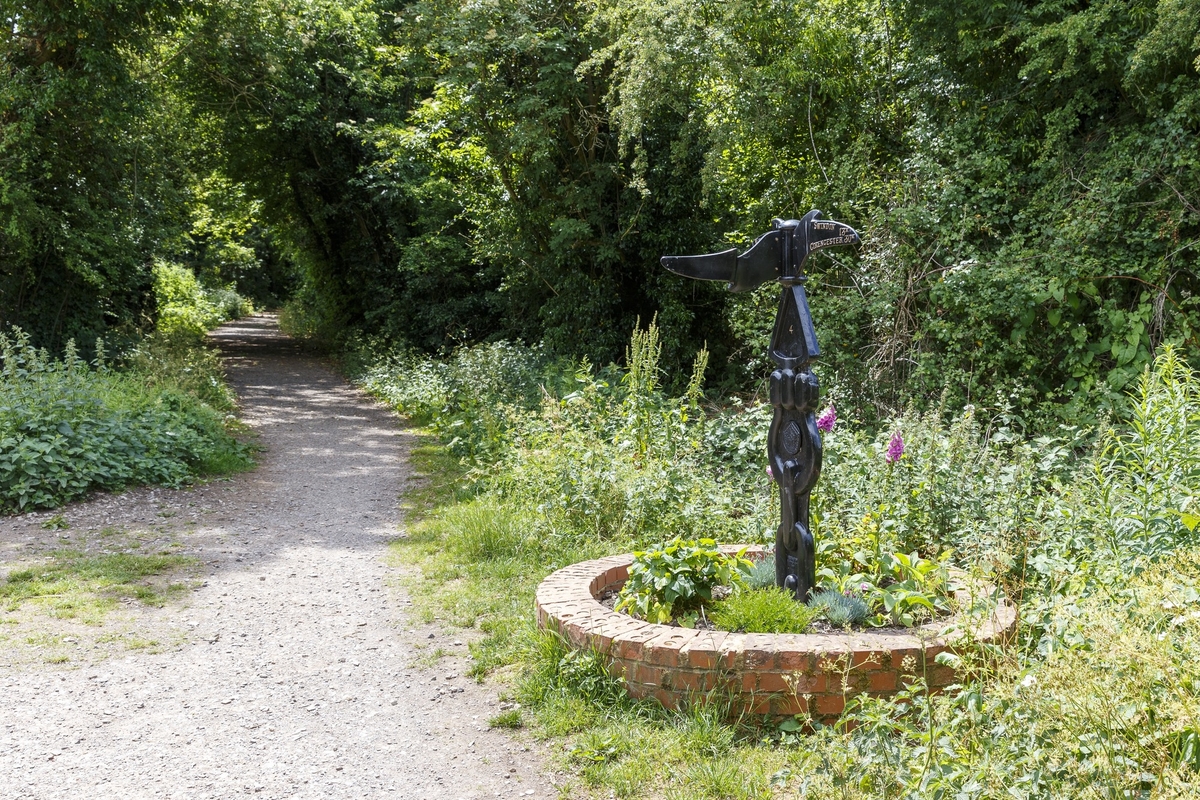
661,210 -> 860,601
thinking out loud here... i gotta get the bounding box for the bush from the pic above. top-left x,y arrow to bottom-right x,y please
353,338 -> 548,459
709,588 -> 820,634
153,261 -> 252,339
0,327 -> 252,513
614,538 -> 753,623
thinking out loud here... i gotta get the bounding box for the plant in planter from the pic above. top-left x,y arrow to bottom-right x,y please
709,587 -> 822,633
819,545 -> 955,627
810,589 -> 870,626
612,534 -> 955,631
613,538 -> 753,624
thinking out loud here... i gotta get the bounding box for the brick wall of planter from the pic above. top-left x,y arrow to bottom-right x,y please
535,548 -> 1017,721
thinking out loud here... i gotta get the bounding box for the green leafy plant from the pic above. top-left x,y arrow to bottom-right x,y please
614,538 -> 753,623
825,550 -> 954,627
152,262 -> 251,340
870,551 -> 954,626
40,514 -> 69,531
709,588 -> 820,634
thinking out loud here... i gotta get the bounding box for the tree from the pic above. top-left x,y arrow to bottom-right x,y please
0,0 -> 189,348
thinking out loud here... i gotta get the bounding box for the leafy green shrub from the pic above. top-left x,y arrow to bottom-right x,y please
153,261 -> 251,339
490,325 -> 760,548
121,330 -> 240,412
709,588 -> 820,633
614,538 -> 753,623
810,589 -> 870,627
0,327 -> 251,513
354,339 -> 547,459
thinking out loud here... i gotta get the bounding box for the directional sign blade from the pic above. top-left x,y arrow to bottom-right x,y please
660,249 -> 738,284
803,210 -> 859,256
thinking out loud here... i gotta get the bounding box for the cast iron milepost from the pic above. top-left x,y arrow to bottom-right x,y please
661,211 -> 860,601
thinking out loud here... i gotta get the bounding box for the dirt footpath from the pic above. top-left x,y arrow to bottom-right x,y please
0,315 -> 558,800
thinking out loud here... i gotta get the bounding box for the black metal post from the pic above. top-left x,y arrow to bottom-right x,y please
661,210 -> 859,601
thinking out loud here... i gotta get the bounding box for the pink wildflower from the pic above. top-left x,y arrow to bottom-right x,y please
816,404 -> 837,433
885,431 -> 905,464
766,464 -> 774,479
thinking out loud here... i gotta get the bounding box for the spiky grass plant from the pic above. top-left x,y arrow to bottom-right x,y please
811,589 -> 870,627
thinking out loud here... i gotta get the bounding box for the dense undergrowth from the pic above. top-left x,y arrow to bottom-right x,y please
0,279 -> 254,514
365,323 -> 1200,799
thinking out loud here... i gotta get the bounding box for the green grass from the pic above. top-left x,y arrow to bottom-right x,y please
1,550 -> 197,619
391,477 -> 606,679
488,708 -> 524,729
402,439 -> 475,519
386,442 -> 1200,799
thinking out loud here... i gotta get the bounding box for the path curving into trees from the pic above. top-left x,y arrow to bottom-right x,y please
0,315 -> 553,799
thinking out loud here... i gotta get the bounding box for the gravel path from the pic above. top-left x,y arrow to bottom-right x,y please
0,315 -> 558,799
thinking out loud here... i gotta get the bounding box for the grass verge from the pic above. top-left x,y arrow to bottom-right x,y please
376,336 -> 1200,798
1,549 -> 197,620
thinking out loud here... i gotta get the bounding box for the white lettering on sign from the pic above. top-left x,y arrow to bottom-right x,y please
809,235 -> 857,251
811,221 -> 837,231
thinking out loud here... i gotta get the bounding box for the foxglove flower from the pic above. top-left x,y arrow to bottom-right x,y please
816,404 -> 836,433
885,431 -> 905,464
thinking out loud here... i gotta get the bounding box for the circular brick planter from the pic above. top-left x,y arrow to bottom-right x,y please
535,546 -> 1017,720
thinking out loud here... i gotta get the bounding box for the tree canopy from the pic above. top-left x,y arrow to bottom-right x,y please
2,0 -> 1197,423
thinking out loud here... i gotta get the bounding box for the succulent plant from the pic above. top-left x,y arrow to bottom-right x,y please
811,589 -> 870,627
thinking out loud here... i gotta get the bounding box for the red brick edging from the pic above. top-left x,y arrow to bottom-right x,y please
535,546 -> 1017,719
